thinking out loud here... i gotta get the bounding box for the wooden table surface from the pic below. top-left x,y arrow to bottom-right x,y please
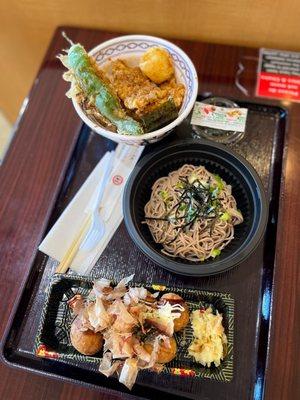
0,27 -> 299,400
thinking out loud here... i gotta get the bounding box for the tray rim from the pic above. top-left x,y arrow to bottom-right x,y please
0,99 -> 288,400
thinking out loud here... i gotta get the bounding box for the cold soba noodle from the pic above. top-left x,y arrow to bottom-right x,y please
144,165 -> 243,262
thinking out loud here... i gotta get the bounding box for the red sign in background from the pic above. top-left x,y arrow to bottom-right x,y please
257,72 -> 300,101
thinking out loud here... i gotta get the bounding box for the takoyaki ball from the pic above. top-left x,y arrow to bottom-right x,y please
144,336 -> 177,364
160,293 -> 190,332
70,317 -> 103,355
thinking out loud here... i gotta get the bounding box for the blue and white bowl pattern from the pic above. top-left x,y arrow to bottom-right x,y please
72,35 -> 198,145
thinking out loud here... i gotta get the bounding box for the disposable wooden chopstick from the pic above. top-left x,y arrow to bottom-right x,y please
55,213 -> 91,274
55,151 -> 115,274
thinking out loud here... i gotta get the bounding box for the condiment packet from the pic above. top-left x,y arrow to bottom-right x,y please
191,102 -> 248,132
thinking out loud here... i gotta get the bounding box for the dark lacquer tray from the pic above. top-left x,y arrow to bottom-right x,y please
1,98 -> 286,400
34,274 -> 234,382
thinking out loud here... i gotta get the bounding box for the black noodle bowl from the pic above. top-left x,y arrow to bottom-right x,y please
123,139 -> 268,276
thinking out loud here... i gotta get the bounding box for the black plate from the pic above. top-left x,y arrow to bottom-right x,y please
35,274 -> 234,383
123,139 -> 268,276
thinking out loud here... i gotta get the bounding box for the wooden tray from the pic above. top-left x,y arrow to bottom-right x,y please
1,99 -> 286,400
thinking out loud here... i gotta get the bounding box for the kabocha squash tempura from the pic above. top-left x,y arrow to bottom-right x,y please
58,33 -> 144,136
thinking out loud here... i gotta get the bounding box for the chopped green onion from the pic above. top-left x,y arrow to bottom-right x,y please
188,173 -> 198,184
175,181 -> 184,189
220,211 -> 231,221
210,186 -> 219,198
159,190 -> 169,201
200,180 -> 209,188
211,248 -> 221,258
167,214 -> 176,223
179,203 -> 187,211
214,174 -> 224,191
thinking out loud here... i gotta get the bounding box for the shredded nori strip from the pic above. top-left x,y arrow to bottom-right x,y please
145,177 -> 225,244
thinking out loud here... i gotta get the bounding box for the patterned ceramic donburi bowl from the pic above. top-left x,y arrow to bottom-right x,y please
72,35 -> 198,145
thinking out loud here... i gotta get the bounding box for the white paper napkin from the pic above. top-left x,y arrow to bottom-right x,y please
39,143 -> 144,275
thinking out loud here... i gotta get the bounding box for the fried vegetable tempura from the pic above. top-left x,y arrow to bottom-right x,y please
140,47 -> 174,84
